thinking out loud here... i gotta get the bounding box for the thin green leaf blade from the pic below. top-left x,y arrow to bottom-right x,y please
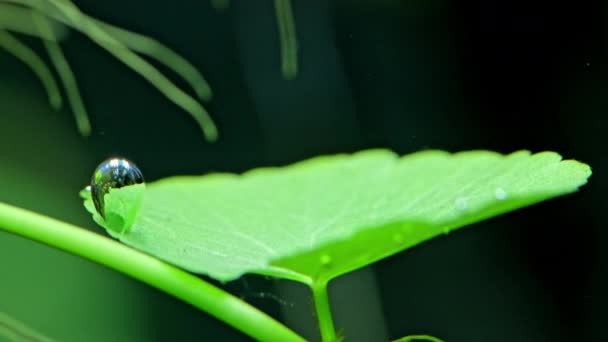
33,13 -> 91,136
0,29 -> 62,109
82,150 -> 591,283
0,3 -> 69,41
0,311 -> 54,342
10,0 -> 218,141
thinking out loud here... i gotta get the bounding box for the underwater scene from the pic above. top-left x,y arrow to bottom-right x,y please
0,1 -> 604,341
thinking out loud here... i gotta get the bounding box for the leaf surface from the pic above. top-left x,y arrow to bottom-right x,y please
82,150 -> 591,283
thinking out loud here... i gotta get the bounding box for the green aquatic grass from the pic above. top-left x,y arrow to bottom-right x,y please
0,29 -> 62,109
0,0 -> 217,140
0,3 -> 68,40
87,19 -> 213,102
20,1 -> 214,102
33,12 -> 91,136
0,311 -> 54,342
80,149 -> 591,341
274,0 -> 298,79
2,0 -> 301,139
207,0 -> 298,79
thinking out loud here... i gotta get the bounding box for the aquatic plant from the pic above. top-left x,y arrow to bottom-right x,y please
0,149 -> 591,341
0,2 -> 592,340
0,0 -> 299,141
0,0 -> 217,140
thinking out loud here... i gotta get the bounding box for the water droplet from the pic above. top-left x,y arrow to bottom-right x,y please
454,197 -> 468,211
393,233 -> 404,244
320,254 -> 332,266
494,187 -> 507,200
91,157 -> 144,218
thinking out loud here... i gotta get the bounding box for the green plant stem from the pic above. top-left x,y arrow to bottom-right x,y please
33,12 -> 91,136
312,279 -> 337,342
0,29 -> 62,109
6,0 -> 218,141
0,202 -> 305,342
0,311 -> 54,342
274,0 -> 298,79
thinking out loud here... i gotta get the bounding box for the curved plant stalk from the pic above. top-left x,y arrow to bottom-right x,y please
210,0 -> 298,79
87,19 -> 213,102
0,311 -> 54,342
2,0 -> 218,141
40,0 -> 217,140
0,29 -> 62,109
1,2 -> 212,103
0,3 -> 68,41
0,201 -> 305,342
33,12 -> 91,136
274,0 -> 298,79
11,0 -> 213,103
312,278 -> 337,342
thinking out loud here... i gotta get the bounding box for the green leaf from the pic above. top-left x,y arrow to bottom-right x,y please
81,184 -> 145,236
82,150 -> 591,284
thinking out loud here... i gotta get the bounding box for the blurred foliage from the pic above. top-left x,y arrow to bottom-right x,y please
0,0 -> 217,140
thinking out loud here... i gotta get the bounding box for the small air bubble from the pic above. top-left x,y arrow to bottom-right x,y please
320,254 -> 332,266
495,187 -> 508,200
454,197 -> 468,211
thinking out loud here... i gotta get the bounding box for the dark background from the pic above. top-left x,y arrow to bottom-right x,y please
0,0 -> 605,341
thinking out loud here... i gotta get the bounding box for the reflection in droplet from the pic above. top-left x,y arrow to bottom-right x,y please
90,157 -> 144,218
454,197 -> 468,211
393,233 -> 404,244
495,187 -> 508,200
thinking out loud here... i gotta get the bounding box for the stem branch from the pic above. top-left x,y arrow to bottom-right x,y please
312,278 -> 337,342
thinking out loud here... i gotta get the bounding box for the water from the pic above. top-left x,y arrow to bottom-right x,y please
495,187 -> 508,200
454,197 -> 469,211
